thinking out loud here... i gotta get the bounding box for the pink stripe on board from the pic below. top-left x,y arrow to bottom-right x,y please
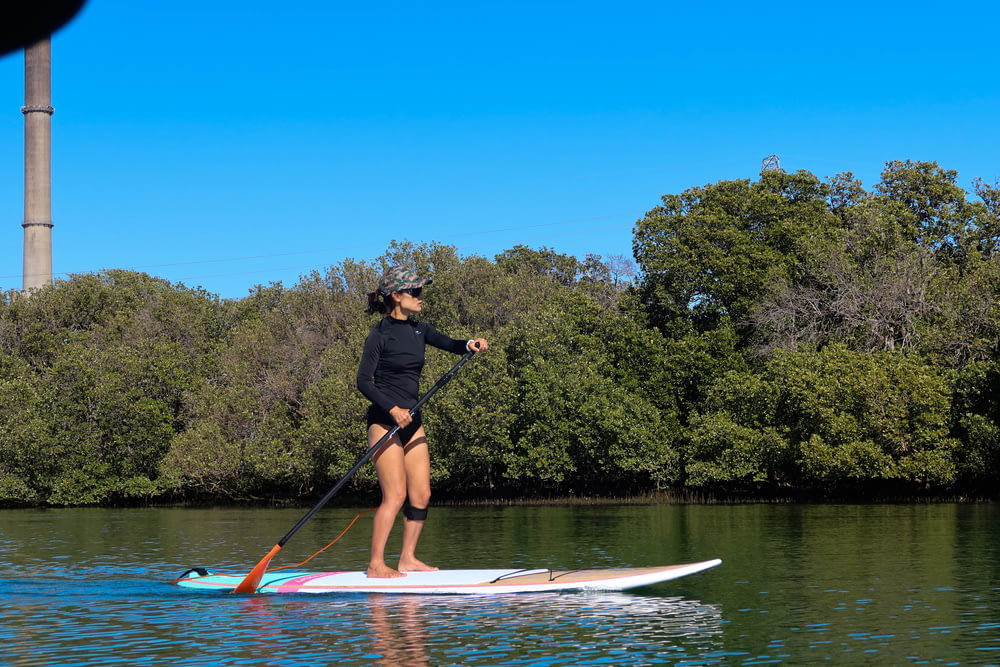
272,572 -> 348,593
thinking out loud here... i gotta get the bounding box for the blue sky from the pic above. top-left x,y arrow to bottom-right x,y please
1,0 -> 997,299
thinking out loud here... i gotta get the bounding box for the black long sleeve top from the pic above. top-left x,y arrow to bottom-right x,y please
356,316 -> 469,413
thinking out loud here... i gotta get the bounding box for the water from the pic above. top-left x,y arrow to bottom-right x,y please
1,504 -> 999,665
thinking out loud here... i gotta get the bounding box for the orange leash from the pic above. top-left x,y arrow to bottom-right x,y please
265,508 -> 376,572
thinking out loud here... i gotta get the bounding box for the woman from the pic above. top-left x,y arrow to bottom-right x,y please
357,266 -> 488,578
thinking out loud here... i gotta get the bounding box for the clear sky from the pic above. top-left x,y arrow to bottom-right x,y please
1,0 -> 997,299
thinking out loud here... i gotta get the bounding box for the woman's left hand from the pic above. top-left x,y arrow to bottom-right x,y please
469,338 -> 489,352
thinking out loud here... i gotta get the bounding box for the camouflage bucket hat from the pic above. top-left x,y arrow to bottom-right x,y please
378,265 -> 433,296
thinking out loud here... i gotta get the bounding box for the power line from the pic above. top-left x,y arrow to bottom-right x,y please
170,220 -> 638,282
3,211 -> 643,283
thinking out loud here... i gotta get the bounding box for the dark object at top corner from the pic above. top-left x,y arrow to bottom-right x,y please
0,0 -> 88,57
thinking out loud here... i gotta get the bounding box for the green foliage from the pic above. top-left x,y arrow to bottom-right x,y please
873,160 -> 974,251
0,354 -> 56,503
747,162 -> 1000,364
683,346 -> 959,488
2,159 -> 999,505
495,245 -> 583,286
426,333 -> 517,494
950,360 -> 1000,481
500,289 -> 680,494
634,169 -> 838,334
0,272 -> 224,505
685,414 -> 791,485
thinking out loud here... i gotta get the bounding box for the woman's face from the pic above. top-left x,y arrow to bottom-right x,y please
393,287 -> 424,313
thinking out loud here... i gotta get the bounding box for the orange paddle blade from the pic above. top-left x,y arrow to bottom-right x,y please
233,543 -> 282,594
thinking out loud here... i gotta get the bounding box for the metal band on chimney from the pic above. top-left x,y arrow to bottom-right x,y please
21,105 -> 55,115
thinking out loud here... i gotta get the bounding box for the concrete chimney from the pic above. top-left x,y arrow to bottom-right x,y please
22,37 -> 54,291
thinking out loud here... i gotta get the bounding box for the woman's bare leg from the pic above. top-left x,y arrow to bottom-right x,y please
367,424 -> 406,578
398,430 -> 438,572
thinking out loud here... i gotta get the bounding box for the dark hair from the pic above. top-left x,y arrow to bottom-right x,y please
365,290 -> 393,315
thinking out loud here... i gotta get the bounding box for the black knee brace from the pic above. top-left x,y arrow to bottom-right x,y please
402,499 -> 428,521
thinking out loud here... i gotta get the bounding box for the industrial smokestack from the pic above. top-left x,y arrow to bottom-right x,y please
22,37 -> 54,292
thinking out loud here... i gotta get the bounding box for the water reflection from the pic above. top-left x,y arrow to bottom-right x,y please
355,592 -> 725,666
367,595 -> 430,666
202,591 -> 726,666
237,595 -> 289,663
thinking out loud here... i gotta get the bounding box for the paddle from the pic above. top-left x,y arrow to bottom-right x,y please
233,346 -> 480,593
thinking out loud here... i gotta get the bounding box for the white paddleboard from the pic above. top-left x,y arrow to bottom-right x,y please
173,558 -> 721,595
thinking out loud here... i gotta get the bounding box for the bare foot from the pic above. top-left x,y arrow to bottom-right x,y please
367,563 -> 406,578
398,558 -> 439,572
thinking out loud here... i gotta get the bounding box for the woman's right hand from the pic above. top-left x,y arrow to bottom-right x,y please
389,406 -> 412,428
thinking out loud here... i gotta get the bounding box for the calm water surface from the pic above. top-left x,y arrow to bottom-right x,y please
1,503 -> 999,665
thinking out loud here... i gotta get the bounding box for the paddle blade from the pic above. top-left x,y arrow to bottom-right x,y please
233,543 -> 282,594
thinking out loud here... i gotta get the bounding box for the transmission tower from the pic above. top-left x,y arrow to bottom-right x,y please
761,154 -> 782,172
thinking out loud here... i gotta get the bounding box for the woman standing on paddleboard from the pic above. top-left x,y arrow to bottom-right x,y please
358,266 -> 488,578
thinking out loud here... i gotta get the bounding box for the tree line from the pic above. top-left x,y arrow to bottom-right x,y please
1,159 -> 997,506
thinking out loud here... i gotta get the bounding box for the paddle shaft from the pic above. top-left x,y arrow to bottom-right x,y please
276,347 -> 477,548
233,347 -> 477,592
